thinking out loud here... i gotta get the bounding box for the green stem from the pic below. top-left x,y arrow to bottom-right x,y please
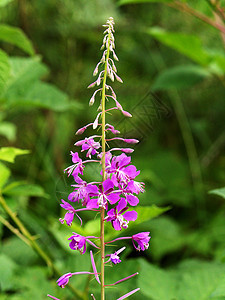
0,194 -> 84,299
0,215 -> 30,246
100,30 -> 111,300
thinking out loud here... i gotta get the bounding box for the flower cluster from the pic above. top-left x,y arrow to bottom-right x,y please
48,17 -> 151,300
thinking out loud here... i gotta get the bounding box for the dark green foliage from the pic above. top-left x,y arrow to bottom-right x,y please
0,0 -> 224,299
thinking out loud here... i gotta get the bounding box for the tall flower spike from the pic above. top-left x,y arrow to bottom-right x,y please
48,17 -> 149,300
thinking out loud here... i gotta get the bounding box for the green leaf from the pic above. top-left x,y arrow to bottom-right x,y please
0,161 -> 10,189
2,182 -> 49,198
0,25 -> 34,55
138,259 -> 177,300
84,218 -> 100,235
9,56 -> 49,84
135,205 -> 170,225
2,56 -> 48,100
6,81 -> 74,112
209,187 -> 225,199
152,65 -> 211,90
0,254 -> 17,291
14,267 -> 58,299
149,216 -> 186,260
119,0 -> 172,5
0,50 -> 11,95
0,0 -> 14,7
0,122 -> 16,141
1,56 -> 81,112
176,260 -> 225,300
1,236 -> 38,266
147,27 -> 211,65
138,259 -> 225,300
210,276 -> 225,298
0,147 -> 30,163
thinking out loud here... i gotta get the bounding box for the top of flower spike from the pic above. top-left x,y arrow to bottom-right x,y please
102,17 -> 115,32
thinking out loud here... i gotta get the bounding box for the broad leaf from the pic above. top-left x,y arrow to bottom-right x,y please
119,0 -> 172,4
0,50 -> 11,95
0,147 -> 30,163
138,259 -> 177,300
9,56 -> 49,85
1,56 -> 81,112
152,65 -> 211,90
0,162 -> 10,189
147,27 -> 211,65
5,81 -> 77,111
138,259 -> 225,300
1,56 -> 48,100
209,187 -> 225,199
2,182 -> 49,198
149,216 -> 186,260
0,25 -> 34,55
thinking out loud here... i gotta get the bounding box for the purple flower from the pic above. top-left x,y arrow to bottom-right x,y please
108,153 -> 140,186
68,233 -> 87,253
87,178 -> 120,209
105,198 -> 137,230
57,273 -> 72,288
68,233 -> 99,254
59,200 -> 79,226
132,232 -> 151,251
98,151 -> 112,169
59,199 -> 95,226
75,138 -> 101,158
107,246 -> 126,264
68,177 -> 98,206
110,253 -> 121,264
105,124 -> 120,134
64,152 -> 84,177
127,180 -> 145,194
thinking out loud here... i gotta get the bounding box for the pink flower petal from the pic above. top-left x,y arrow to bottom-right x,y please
90,250 -> 101,284
117,288 -> 140,300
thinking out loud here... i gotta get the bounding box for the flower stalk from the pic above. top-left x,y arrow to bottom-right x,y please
48,17 -> 151,300
100,21 -> 112,300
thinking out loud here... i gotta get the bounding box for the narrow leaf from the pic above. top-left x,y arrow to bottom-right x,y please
209,187 -> 225,199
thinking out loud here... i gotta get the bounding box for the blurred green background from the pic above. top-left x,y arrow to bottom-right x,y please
0,0 -> 225,299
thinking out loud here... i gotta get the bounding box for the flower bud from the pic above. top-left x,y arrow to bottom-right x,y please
121,148 -> 134,153
76,126 -> 86,135
122,110 -> 132,118
123,139 -> 139,144
89,96 -> 95,106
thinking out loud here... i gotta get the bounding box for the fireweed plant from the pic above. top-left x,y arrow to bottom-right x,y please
47,17 -> 151,300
